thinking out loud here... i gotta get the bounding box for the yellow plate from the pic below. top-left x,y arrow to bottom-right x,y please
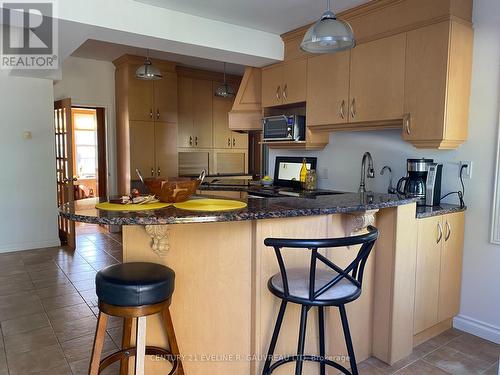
173,198 -> 247,212
95,202 -> 171,211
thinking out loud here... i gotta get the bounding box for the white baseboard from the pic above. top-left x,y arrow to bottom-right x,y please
0,239 -> 61,253
453,314 -> 500,344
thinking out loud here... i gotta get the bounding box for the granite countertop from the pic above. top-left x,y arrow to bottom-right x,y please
416,203 -> 466,219
59,193 -> 417,226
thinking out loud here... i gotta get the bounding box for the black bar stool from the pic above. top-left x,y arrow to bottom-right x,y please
262,226 -> 378,375
89,262 -> 184,375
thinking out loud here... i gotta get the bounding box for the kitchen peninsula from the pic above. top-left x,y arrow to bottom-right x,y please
60,193 -> 463,375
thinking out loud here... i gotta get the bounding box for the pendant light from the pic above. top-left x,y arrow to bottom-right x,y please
215,62 -> 235,98
300,0 -> 355,54
135,49 -> 162,80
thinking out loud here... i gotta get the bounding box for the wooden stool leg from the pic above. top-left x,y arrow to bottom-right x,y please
162,307 -> 184,375
89,312 -> 108,375
134,316 -> 147,375
120,317 -> 133,375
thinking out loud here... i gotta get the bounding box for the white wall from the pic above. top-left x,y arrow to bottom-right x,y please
0,71 -> 59,252
53,56 -> 117,195
269,0 -> 500,343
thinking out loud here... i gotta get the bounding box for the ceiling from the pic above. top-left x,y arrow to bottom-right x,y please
134,0 -> 369,34
71,39 -> 247,75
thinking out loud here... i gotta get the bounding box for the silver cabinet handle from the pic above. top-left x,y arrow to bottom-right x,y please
283,84 -> 288,101
228,137 -> 231,147
340,100 -> 346,119
404,113 -> 411,135
445,221 -> 451,241
157,167 -> 160,177
233,138 -> 236,147
350,98 -> 356,118
437,222 -> 443,243
156,109 -> 160,120
151,167 -> 154,177
276,86 -> 281,101
195,136 -> 198,146
149,109 -> 153,119
189,136 -> 193,146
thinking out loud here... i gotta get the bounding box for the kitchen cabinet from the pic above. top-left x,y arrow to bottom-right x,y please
114,55 -> 178,195
306,51 -> 350,127
414,212 -> 465,334
403,20 -> 473,149
178,76 -> 213,148
261,59 -> 307,108
213,83 -> 248,149
349,33 -> 406,123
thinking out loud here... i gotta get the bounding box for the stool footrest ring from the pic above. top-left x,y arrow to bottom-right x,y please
265,354 -> 352,375
99,346 -> 178,375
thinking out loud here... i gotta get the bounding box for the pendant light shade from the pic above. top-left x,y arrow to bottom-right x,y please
215,63 -> 235,98
300,0 -> 355,54
136,50 -> 162,80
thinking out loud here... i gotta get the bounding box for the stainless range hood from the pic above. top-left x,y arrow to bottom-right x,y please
228,67 -> 262,131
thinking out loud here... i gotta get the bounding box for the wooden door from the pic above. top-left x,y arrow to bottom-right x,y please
154,70 -> 178,123
54,98 -> 75,249
192,78 -> 213,148
414,216 -> 443,334
438,212 -> 465,321
349,33 -> 405,123
128,65 -> 154,122
282,58 -> 307,105
306,52 -> 350,126
155,122 -> 178,178
231,131 -> 248,149
177,76 -> 194,148
261,64 -> 283,108
129,121 -> 155,179
403,22 -> 449,141
213,82 -> 233,149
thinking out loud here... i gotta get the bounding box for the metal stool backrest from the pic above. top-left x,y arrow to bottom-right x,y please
264,226 -> 379,302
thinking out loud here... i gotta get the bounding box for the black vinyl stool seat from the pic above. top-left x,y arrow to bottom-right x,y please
262,226 -> 378,375
96,262 -> 175,307
89,262 -> 184,375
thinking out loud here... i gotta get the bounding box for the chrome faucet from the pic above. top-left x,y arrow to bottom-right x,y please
380,165 -> 397,194
359,152 -> 375,193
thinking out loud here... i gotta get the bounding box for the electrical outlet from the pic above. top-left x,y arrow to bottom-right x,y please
459,161 -> 473,179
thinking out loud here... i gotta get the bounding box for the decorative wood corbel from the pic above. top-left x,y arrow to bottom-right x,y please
342,210 -> 379,236
145,225 -> 170,257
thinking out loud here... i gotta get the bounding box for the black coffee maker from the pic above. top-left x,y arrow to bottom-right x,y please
397,158 -> 442,206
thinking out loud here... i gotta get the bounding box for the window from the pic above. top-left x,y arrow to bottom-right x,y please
72,108 -> 97,179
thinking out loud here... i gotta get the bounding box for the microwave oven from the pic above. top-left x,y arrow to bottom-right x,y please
262,115 -> 305,142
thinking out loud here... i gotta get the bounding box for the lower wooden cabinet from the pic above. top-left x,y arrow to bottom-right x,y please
414,212 -> 465,334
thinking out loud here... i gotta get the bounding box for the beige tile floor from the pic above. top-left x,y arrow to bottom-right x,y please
0,223 -> 497,375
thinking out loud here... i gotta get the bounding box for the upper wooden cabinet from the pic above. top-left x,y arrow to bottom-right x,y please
349,33 -> 406,123
262,59 -> 307,108
414,212 -> 465,335
403,20 -> 473,149
306,51 -> 350,127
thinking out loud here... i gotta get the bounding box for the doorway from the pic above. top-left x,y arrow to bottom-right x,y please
71,107 -> 107,200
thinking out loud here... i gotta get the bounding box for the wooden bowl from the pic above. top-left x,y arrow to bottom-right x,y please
144,177 -> 201,203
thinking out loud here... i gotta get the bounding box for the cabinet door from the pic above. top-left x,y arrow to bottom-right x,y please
438,212 -> 465,322
154,70 -> 178,123
403,22 -> 449,141
232,131 -> 248,149
178,76 -> 194,148
282,58 -> 307,105
129,121 -> 155,179
261,64 -> 283,108
155,122 -> 178,178
213,84 -> 233,149
349,33 -> 405,123
128,67 -> 154,122
414,216 -> 443,334
192,78 -> 213,148
306,52 -> 350,126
